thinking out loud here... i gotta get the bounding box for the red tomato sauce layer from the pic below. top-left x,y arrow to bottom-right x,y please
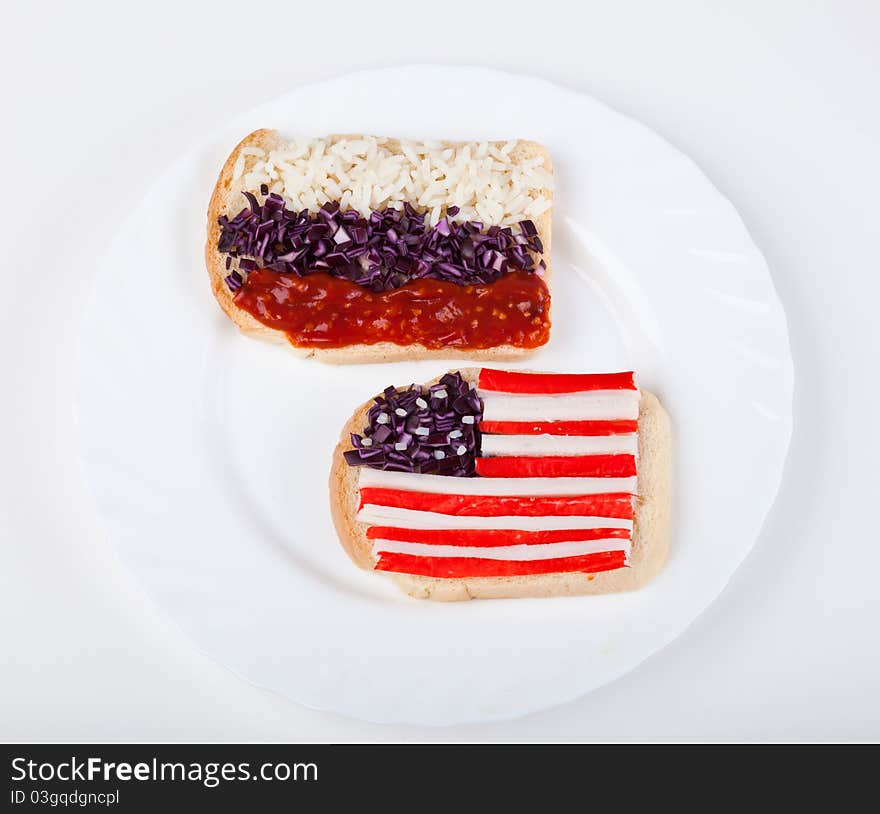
234,269 -> 550,350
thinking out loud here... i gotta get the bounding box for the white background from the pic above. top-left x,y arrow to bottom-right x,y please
1,0 -> 878,741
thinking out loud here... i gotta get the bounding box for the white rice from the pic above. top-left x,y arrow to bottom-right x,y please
233,135 -> 553,227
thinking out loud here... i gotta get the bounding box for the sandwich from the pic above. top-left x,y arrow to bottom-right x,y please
206,130 -> 553,363
331,368 -> 671,600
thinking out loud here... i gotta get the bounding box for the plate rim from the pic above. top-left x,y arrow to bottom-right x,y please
74,64 -> 794,725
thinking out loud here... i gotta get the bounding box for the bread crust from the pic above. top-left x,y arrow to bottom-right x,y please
205,130 -> 553,363
329,369 -> 672,600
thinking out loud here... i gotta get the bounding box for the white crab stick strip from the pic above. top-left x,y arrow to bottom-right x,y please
358,468 -> 638,496
479,390 -> 640,422
357,505 -> 633,530
480,433 -> 638,457
371,538 -> 631,561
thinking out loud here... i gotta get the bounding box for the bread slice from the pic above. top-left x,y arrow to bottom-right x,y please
205,130 -> 553,364
329,369 -> 672,600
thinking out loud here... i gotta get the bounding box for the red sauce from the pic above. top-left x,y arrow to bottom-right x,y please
233,269 -> 550,349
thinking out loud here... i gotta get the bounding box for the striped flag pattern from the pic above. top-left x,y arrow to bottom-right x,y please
357,369 -> 640,579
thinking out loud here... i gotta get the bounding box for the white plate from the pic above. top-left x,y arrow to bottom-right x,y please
76,66 -> 792,725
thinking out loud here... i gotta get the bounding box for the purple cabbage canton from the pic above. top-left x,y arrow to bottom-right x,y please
218,189 -> 545,293
343,373 -> 483,477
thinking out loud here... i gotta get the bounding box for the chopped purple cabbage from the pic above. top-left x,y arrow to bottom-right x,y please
343,372 -> 483,476
218,194 -> 543,293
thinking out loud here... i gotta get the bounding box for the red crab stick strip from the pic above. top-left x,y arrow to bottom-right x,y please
358,488 -> 635,519
479,419 -> 639,436
374,550 -> 628,578
366,526 -> 631,546
475,454 -> 637,478
478,369 -> 636,394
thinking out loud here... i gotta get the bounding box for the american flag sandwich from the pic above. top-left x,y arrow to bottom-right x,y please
206,130 -> 552,363
331,368 -> 671,600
